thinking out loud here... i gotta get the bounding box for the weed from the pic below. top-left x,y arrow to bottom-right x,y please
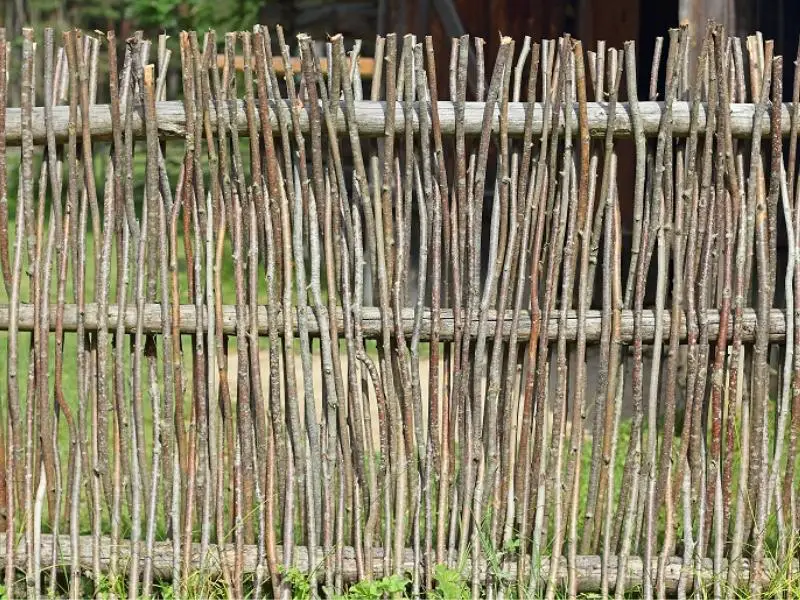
157,582 -> 176,600
94,573 -> 126,600
182,569 -> 230,599
339,573 -> 410,599
280,565 -> 312,600
430,564 -> 469,600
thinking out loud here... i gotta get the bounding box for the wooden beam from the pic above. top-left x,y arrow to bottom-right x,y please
0,534 -> 778,593
679,0 -> 737,78
0,303 -> 787,343
679,0 -> 736,48
0,100 -> 793,145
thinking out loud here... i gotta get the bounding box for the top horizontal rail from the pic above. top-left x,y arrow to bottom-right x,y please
2,100 -> 792,145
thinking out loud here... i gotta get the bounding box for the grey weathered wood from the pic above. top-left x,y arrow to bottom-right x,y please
1,100 -> 793,144
1,534 -> 778,593
0,303 -> 786,343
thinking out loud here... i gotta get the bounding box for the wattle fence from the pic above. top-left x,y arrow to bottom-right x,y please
0,21 -> 797,599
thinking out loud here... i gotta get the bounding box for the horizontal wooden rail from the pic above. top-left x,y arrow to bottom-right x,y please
0,303 -> 787,343
1,100 -> 793,145
2,534 -> 780,593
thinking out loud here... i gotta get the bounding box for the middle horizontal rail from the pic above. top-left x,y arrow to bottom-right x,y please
0,303 -> 787,343
1,100 -> 792,145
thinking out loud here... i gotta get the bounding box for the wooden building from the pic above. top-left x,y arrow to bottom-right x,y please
263,0 -> 798,96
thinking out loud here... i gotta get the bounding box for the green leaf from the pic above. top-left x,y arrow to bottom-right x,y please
432,564 -> 469,600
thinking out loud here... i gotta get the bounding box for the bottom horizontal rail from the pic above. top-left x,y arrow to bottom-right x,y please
0,534 -> 785,594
